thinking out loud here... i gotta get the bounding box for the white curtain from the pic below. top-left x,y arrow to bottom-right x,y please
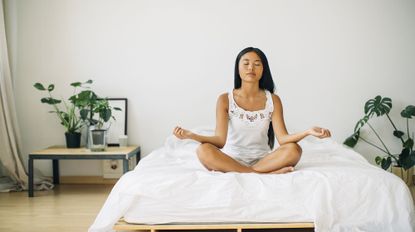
0,0 -> 27,191
0,0 -> 28,191
0,1 -> 55,193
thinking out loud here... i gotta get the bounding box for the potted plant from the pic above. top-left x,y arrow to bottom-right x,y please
344,95 -> 415,185
69,89 -> 121,151
33,80 -> 93,148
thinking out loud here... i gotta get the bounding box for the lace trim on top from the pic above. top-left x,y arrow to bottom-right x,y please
228,90 -> 273,123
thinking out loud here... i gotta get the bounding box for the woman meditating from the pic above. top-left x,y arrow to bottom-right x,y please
173,47 -> 331,174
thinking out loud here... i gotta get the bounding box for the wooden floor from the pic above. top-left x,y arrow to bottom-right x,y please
0,184 -> 414,232
0,184 -> 113,232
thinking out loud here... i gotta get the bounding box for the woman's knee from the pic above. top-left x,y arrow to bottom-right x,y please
196,143 -> 215,162
282,143 -> 302,164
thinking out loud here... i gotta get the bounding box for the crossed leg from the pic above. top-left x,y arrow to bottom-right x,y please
196,143 -> 302,174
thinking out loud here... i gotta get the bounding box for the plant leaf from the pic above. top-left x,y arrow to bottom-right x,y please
69,90 -> 97,107
34,83 -> 46,91
381,157 -> 392,170
41,97 -> 61,104
85,79 -> 93,84
100,109 -> 112,122
403,138 -> 414,149
354,115 -> 369,132
344,131 -> 360,148
47,84 -> 54,91
375,156 -> 382,165
401,105 -> 415,118
70,82 -> 82,87
364,95 -> 392,117
393,130 -> 404,139
80,108 -> 89,120
399,148 -> 415,170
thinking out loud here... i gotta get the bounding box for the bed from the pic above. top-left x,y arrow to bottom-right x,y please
88,127 -> 415,232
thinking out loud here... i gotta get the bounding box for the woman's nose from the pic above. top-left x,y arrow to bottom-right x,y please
248,64 -> 254,71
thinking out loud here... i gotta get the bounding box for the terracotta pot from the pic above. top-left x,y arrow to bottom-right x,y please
391,166 -> 414,186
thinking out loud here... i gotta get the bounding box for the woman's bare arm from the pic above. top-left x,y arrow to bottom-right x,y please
270,94 -> 331,145
173,93 -> 229,148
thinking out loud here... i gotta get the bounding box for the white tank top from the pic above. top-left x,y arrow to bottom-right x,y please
221,89 -> 274,161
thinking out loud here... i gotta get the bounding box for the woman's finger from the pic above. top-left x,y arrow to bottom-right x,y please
325,129 -> 330,137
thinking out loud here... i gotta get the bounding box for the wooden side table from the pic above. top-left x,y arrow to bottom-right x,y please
28,145 -> 140,197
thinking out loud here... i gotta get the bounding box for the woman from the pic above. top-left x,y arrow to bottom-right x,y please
173,47 -> 331,174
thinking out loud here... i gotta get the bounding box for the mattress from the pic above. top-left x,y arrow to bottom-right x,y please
89,127 -> 415,232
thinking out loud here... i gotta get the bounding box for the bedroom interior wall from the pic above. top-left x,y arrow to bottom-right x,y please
4,0 -> 415,176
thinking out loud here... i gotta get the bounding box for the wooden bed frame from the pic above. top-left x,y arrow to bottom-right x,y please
114,219 -> 315,231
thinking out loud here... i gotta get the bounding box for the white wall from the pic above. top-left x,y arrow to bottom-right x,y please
4,0 -> 415,176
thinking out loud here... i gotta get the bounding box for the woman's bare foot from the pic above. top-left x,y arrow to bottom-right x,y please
269,166 -> 294,174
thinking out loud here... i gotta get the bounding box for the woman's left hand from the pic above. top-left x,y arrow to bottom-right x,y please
307,126 -> 331,139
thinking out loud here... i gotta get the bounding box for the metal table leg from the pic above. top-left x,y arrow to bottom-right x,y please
28,157 -> 34,197
123,159 -> 129,173
52,159 -> 59,184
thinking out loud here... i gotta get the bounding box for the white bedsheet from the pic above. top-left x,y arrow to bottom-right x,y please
89,127 -> 415,232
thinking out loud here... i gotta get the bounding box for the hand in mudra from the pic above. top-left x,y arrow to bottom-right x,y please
173,126 -> 193,140
308,126 -> 331,139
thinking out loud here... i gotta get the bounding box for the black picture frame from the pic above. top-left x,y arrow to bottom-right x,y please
104,98 -> 128,146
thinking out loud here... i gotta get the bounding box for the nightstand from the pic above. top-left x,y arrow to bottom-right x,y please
28,145 -> 140,197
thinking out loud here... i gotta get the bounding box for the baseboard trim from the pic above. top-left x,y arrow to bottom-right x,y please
59,176 -> 118,184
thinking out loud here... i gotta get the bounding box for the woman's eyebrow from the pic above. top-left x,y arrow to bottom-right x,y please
242,59 -> 261,62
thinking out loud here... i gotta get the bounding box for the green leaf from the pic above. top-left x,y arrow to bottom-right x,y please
100,109 -> 112,122
41,97 -> 61,105
344,131 -> 360,148
381,157 -> 392,170
47,84 -> 54,91
399,148 -> 415,170
80,108 -> 89,120
375,156 -> 382,165
34,83 -> 46,91
70,82 -> 82,87
69,90 -> 97,107
393,130 -> 404,139
364,96 -> 392,117
401,105 -> 415,118
403,138 -> 414,149
85,79 -> 93,84
354,115 -> 369,132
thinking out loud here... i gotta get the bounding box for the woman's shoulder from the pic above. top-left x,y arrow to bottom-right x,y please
269,92 -> 282,108
217,92 -> 230,107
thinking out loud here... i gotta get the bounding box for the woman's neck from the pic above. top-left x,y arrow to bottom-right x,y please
238,82 -> 262,98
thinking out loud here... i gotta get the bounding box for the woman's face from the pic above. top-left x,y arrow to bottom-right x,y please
238,51 -> 264,83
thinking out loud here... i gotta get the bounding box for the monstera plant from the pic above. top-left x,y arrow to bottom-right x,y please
344,96 -> 415,175
34,80 -> 93,148
68,85 -> 121,151
34,80 -> 120,149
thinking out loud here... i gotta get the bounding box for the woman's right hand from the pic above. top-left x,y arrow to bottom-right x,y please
173,126 -> 193,140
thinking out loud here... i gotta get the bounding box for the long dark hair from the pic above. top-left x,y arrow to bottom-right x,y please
234,47 -> 276,150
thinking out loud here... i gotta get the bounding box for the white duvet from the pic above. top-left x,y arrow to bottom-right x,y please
89,127 -> 415,232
